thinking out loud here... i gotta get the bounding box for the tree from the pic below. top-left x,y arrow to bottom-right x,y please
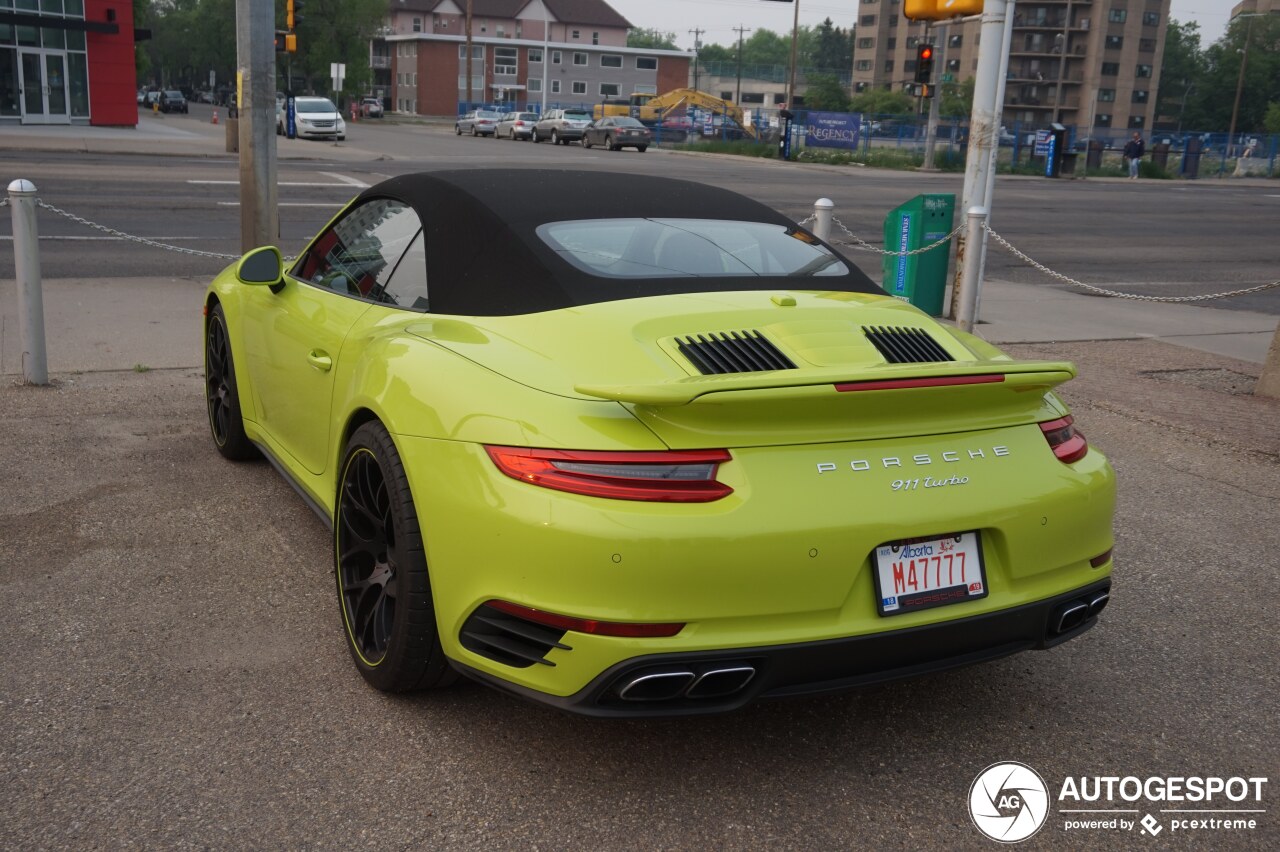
1265,102 -> 1280,134
810,18 -> 852,73
805,74 -> 850,111
1155,20 -> 1206,129
1187,15 -> 1280,132
628,28 -> 678,50
741,29 -> 791,67
850,87 -> 914,115
941,76 -> 973,118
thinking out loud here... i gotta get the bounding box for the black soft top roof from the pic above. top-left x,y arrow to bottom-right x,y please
357,169 -> 882,316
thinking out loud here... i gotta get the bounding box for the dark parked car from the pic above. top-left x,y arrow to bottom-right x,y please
158,90 -> 188,114
582,116 -> 652,152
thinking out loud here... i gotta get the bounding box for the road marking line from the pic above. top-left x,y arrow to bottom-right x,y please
321,171 -> 371,188
189,180 -> 356,187
0,235 -> 211,241
217,202 -> 339,207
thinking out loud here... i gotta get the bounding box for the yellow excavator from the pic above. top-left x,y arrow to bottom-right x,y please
592,88 -> 758,139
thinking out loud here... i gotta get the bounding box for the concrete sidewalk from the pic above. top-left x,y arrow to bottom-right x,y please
2,275 -> 1276,378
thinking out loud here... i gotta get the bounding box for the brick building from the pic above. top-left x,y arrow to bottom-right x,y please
851,0 -> 1172,136
373,0 -> 690,115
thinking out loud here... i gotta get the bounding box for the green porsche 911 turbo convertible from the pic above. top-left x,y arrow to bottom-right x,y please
204,169 -> 1114,717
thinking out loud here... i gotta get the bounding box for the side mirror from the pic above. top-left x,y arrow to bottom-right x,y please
236,246 -> 284,286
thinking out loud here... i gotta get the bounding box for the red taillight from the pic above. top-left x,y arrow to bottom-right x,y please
485,446 -> 733,502
836,374 -> 1004,392
1040,415 -> 1089,464
515,120 -> 525,126
1090,548 -> 1113,568
486,600 -> 685,637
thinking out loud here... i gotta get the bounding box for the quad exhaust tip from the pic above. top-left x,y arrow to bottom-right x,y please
616,665 -> 756,702
1051,589 -> 1111,636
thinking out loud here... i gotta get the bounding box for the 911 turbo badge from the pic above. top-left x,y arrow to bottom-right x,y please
816,445 -> 1012,474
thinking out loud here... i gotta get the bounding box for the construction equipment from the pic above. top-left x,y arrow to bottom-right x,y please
593,88 -> 758,139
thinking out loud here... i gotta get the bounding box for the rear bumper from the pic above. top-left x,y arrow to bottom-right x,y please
454,579 -> 1112,717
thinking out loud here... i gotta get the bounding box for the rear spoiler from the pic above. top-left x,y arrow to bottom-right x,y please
575,360 -> 1076,407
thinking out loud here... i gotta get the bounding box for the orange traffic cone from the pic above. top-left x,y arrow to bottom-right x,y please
212,107 -> 219,125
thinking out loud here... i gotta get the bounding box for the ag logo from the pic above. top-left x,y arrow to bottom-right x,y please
969,762 -> 1050,843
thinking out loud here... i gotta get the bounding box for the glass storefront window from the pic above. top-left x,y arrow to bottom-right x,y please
68,51 -> 88,116
15,0 -> 38,11
42,27 -> 65,50
66,0 -> 84,13
40,0 -> 63,12
17,26 -> 39,47
0,48 -> 19,116
66,29 -> 84,51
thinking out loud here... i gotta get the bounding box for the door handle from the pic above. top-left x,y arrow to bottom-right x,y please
307,349 -> 332,371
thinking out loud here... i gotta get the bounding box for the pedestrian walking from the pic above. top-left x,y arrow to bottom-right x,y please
1123,132 -> 1145,179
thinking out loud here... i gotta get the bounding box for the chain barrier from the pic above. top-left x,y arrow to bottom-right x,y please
981,223 -> 1280,303
800,209 -> 1280,304
829,215 -> 965,259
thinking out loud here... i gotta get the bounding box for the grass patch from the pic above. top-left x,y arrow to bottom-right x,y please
133,363 -> 151,373
675,139 -> 777,158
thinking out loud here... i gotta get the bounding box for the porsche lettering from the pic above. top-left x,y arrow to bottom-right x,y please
816,446 -> 1010,474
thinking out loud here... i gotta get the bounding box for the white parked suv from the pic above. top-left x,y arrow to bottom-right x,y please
532,108 -> 592,144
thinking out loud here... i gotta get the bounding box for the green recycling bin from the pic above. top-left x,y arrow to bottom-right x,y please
881,194 -> 955,316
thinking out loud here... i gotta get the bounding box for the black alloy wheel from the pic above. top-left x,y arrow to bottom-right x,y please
335,421 -> 455,692
204,303 -> 257,461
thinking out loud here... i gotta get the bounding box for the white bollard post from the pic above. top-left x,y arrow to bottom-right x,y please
956,206 -> 989,334
8,179 -> 48,385
812,197 -> 834,243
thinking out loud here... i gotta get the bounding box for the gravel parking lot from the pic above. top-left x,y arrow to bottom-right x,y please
2,335 -> 1276,849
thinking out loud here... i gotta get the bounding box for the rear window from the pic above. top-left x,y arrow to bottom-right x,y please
563,110 -> 590,118
537,218 -> 849,279
518,113 -> 538,121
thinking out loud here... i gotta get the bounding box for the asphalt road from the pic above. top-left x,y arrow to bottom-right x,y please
0,113 -> 1277,314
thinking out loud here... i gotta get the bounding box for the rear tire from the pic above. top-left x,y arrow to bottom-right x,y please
551,130 -> 559,145
471,126 -> 478,137
204,304 -> 258,461
335,421 -> 456,693
606,135 -> 616,151
637,145 -> 648,153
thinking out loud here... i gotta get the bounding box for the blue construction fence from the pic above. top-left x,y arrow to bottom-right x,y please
457,100 -> 1279,175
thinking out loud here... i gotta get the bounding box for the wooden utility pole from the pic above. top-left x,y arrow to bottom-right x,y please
733,26 -> 751,104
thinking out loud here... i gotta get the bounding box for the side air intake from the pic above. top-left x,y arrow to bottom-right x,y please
862,326 -> 954,364
676,331 -> 796,375
459,603 -> 571,668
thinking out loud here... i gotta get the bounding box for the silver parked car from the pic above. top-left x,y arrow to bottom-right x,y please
495,111 -> 539,140
455,109 -> 502,137
531,107 -> 593,144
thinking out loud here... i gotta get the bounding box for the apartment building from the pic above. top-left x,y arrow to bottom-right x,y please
851,0 -> 1172,134
372,0 -> 689,115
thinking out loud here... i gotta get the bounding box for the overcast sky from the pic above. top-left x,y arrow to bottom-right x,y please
606,0 -> 1230,52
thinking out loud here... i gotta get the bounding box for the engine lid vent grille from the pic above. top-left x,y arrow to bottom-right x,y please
676,330 -> 796,375
459,603 -> 571,669
862,326 -> 954,364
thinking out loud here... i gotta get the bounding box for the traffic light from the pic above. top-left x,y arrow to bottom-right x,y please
286,33 -> 297,53
274,29 -> 288,52
904,0 -> 984,21
915,44 -> 935,84
286,0 -> 303,30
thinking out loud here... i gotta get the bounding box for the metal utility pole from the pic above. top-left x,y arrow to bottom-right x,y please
689,27 -> 704,91
235,0 -> 278,252
465,0 -> 474,108
949,0 -> 1010,331
733,26 -> 751,103
922,23 -> 945,171
786,0 -> 800,108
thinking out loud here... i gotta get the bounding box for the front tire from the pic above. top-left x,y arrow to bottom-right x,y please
455,124 -> 462,135
583,136 -> 593,149
204,303 -> 257,461
335,421 -> 455,693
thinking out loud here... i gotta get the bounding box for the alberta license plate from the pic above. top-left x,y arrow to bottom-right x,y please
873,531 -> 987,616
